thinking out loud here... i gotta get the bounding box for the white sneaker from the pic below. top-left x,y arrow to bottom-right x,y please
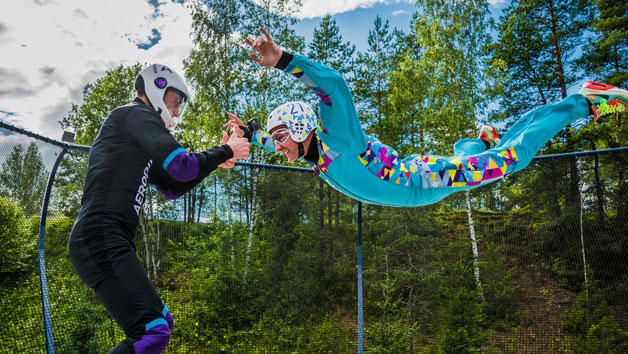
579,81 -> 628,121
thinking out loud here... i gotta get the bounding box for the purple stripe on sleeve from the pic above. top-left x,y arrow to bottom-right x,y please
165,152 -> 199,182
156,186 -> 179,200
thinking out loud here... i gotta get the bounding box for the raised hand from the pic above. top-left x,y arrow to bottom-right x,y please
218,131 -> 236,168
223,112 -> 245,136
226,129 -> 250,158
245,27 -> 282,68
219,130 -> 250,168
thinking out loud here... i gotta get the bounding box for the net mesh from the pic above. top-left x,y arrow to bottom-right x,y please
1,123 -> 627,353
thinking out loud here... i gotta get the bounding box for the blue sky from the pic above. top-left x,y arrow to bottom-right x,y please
294,2 -> 416,52
295,1 -> 509,53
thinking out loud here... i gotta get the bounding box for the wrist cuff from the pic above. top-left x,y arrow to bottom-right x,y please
275,51 -> 293,71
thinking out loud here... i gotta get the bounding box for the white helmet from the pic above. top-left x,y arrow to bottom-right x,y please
135,64 -> 189,130
266,101 -> 317,143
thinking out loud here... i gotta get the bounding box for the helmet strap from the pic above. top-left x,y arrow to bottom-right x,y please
298,142 -> 305,158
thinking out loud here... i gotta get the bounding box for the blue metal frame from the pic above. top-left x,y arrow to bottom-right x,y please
38,148 -> 67,354
357,201 -> 364,354
235,161 -> 314,173
0,121 -> 89,151
532,146 -> 628,159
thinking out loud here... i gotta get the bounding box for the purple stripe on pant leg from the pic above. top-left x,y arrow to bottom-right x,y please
133,324 -> 170,354
166,152 -> 200,182
164,310 -> 173,329
161,304 -> 173,329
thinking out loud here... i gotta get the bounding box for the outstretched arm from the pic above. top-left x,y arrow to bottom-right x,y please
246,27 -> 366,154
144,125 -> 250,200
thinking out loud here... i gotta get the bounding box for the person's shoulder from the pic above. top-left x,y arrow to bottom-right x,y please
112,100 -> 161,123
126,100 -> 159,116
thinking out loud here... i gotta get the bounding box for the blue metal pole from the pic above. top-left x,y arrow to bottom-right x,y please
357,201 -> 364,354
38,148 -> 67,354
235,161 -> 314,173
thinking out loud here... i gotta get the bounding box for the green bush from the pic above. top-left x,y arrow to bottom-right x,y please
366,319 -> 418,354
562,277 -> 628,353
0,197 -> 34,277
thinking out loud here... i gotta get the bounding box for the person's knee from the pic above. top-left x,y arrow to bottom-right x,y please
132,320 -> 171,354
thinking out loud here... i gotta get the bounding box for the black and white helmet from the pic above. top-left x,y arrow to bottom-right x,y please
135,64 -> 189,130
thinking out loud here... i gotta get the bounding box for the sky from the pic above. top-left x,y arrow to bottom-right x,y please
0,0 -> 509,141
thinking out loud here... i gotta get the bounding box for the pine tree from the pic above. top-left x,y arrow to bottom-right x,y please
307,15 -> 356,76
491,0 -> 593,124
354,15 -> 395,136
0,142 -> 47,216
578,0 -> 628,87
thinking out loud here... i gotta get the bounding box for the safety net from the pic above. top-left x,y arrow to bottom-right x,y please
1,121 -> 627,353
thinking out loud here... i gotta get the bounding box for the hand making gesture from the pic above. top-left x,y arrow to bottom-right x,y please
245,27 -> 282,68
218,124 -> 249,168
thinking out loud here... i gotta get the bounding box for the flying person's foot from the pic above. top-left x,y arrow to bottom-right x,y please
479,124 -> 500,149
579,81 -> 628,121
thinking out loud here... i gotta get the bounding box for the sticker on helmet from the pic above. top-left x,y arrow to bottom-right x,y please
154,77 -> 168,89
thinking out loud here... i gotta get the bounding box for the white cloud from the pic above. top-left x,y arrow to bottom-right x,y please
392,10 -> 409,16
0,0 -> 194,140
287,0 -> 414,19
487,0 -> 508,7
0,0 -> 419,141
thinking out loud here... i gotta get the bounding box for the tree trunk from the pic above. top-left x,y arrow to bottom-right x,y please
335,191 -> 340,226
591,140 -> 605,229
579,180 -> 588,292
197,183 -> 204,223
547,0 -> 567,99
226,171 -> 235,272
243,166 -> 259,285
213,174 -> 218,223
319,180 -> 324,231
327,185 -> 332,230
183,194 -> 187,223
465,191 -> 483,299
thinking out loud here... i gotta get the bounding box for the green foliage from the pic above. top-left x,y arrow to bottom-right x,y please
54,302 -> 113,354
481,243 -> 519,326
0,197 -> 33,278
308,15 -> 356,76
366,320 -> 419,354
59,64 -> 142,145
562,277 -> 628,353
0,142 -> 48,216
389,0 -> 493,156
491,0 -> 593,125
3,1 -> 628,352
53,152 -> 88,218
578,0 -> 628,87
435,261 -> 491,354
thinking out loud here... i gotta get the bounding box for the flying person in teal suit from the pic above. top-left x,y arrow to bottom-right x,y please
226,27 -> 628,207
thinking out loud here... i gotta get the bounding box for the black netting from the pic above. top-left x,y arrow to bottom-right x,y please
361,153 -> 628,353
1,122 -> 627,353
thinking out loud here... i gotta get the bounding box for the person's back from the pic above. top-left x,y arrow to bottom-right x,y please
77,99 -> 160,238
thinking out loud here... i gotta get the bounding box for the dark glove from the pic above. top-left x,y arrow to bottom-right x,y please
239,118 -> 261,142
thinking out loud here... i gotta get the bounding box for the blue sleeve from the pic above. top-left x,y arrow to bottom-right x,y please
279,53 -> 366,154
